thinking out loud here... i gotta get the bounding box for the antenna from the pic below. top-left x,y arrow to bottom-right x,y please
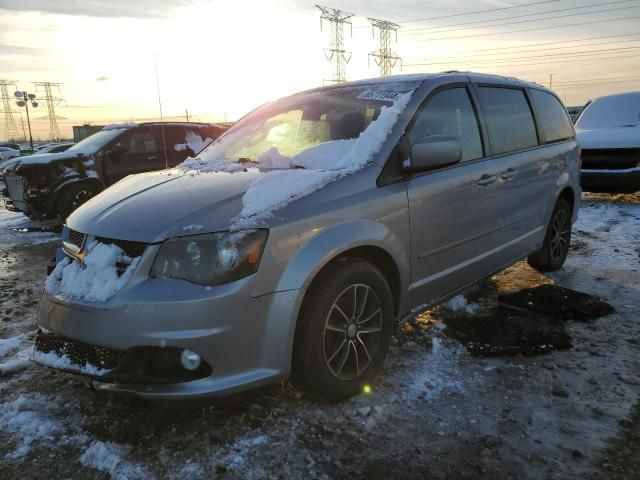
154,54 -> 168,169
368,18 -> 402,77
316,5 -> 355,84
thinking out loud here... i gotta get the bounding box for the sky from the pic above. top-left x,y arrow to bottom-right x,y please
1,0 -> 639,140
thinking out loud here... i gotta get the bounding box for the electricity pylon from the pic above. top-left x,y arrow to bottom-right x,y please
316,5 -> 355,84
34,81 -> 66,141
368,18 -> 402,77
0,80 -> 20,141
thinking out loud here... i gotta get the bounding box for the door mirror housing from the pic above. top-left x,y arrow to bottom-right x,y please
406,135 -> 462,171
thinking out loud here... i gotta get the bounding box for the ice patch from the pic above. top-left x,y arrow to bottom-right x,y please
222,434 -> 268,470
80,441 -> 151,480
32,350 -> 109,376
444,295 -> 480,315
44,240 -> 141,303
0,207 -> 57,247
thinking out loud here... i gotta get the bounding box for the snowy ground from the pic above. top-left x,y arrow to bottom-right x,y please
0,193 -> 638,479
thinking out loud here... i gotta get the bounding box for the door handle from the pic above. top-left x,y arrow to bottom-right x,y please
147,156 -> 157,161
500,168 -> 518,180
477,174 -> 497,186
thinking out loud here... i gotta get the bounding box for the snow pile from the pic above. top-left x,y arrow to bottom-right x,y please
32,350 -> 109,376
80,441 -> 150,480
232,92 -> 413,229
174,130 -> 213,155
443,295 -> 480,315
0,333 -> 26,358
45,240 -> 141,303
0,346 -> 33,377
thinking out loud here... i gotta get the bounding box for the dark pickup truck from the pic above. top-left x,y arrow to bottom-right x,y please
1,122 -> 228,221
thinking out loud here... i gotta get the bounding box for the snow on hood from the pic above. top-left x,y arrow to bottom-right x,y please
577,126 -> 640,149
1,151 -> 86,173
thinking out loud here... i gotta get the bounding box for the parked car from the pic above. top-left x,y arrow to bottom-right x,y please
576,91 -> 640,192
0,146 -> 20,162
33,142 -> 75,154
35,73 -> 580,401
1,122 -> 228,221
0,142 -> 22,151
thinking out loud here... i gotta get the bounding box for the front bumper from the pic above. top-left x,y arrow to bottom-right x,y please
581,167 -> 640,193
37,274 -> 301,400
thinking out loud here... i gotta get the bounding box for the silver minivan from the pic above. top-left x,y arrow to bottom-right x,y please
35,73 -> 580,401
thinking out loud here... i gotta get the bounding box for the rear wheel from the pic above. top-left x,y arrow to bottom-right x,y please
291,259 -> 394,401
528,197 -> 572,272
58,183 -> 98,221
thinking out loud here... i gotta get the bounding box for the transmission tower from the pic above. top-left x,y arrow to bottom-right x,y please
316,5 -> 355,84
0,80 -> 20,141
33,81 -> 66,141
368,18 -> 402,77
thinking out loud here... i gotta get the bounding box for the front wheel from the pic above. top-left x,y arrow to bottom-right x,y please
528,197 -> 572,272
291,259 -> 394,401
58,183 -> 99,221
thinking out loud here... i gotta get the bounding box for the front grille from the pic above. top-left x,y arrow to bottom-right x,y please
95,236 -> 148,258
67,229 -> 85,249
35,331 -> 126,371
581,148 -> 640,170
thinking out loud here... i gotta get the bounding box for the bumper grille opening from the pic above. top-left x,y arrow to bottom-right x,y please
35,331 -> 126,371
95,236 -> 148,258
581,148 -> 640,170
67,229 -> 85,248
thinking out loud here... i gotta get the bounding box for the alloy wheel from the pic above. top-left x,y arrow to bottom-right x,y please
549,209 -> 570,261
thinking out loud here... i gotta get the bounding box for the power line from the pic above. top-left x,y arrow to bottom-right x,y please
0,79 -> 20,141
403,0 -> 637,33
404,45 -> 640,67
410,14 -> 640,42
368,18 -> 402,76
316,4 -> 355,83
33,82 -> 65,141
408,35 -> 640,63
394,0 -> 560,25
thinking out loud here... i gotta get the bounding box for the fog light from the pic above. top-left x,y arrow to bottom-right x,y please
180,349 -> 202,371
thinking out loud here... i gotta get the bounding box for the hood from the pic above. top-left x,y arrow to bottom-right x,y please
577,126 -> 640,149
1,151 -> 88,174
67,168 -> 262,243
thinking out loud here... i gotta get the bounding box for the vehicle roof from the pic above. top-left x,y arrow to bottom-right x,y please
101,121 -> 226,132
298,71 -> 550,95
590,90 -> 640,102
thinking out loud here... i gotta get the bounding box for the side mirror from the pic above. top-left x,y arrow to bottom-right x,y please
406,135 -> 462,171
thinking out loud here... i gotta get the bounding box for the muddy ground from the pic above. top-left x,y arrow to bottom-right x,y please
0,192 -> 638,480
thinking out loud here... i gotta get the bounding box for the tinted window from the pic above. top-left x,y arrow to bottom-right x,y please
115,130 -> 157,154
478,87 -> 538,155
530,90 -> 574,142
408,88 -> 483,161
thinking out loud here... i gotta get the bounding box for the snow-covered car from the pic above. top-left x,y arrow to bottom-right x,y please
0,122 -> 228,221
0,146 -> 21,162
35,73 -> 580,401
33,142 -> 75,154
576,91 -> 640,192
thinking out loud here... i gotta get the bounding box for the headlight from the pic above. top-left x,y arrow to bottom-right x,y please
150,230 -> 268,286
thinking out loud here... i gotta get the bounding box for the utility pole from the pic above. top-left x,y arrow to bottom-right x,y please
33,81 -> 65,141
549,74 -> 553,89
316,5 -> 355,84
14,91 -> 38,149
368,18 -> 402,77
0,79 -> 20,141
185,108 -> 190,122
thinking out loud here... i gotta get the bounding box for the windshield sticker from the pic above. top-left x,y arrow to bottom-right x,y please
356,90 -> 404,102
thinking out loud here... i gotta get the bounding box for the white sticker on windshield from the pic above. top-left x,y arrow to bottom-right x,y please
357,90 -> 403,102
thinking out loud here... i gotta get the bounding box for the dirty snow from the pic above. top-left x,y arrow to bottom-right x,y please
443,294 -> 480,315
80,441 -> 150,480
0,207 -> 57,247
44,240 -> 140,303
32,350 -> 109,376
0,346 -> 33,376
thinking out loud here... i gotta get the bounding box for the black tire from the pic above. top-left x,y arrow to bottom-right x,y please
528,197 -> 572,272
291,259 -> 394,402
58,183 -> 98,221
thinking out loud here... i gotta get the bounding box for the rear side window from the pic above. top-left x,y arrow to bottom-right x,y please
407,87 -> 483,162
530,90 -> 574,143
477,87 -> 538,155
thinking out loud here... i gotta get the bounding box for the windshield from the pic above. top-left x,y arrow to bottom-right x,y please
195,82 -> 419,169
576,93 -> 640,130
67,128 -> 129,153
